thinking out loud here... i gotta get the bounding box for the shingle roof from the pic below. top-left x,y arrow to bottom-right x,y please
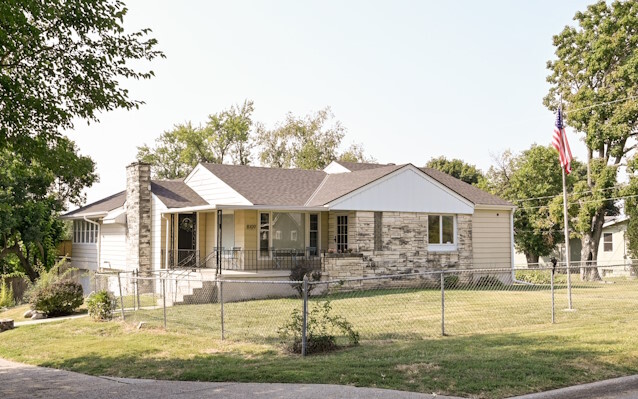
151,180 -> 208,208
306,164 -> 405,206
334,160 -> 390,171
201,164 -> 327,206
62,191 -> 126,218
421,167 -> 513,207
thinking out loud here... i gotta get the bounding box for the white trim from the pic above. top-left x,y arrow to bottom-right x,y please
474,204 -> 516,211
427,214 -> 457,250
62,211 -> 108,220
327,164 -> 475,212
162,204 -> 328,214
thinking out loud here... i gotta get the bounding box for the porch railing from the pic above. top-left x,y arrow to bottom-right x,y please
161,248 -> 322,272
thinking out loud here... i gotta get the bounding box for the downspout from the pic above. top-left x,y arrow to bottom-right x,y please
161,214 -> 170,269
83,216 -> 101,271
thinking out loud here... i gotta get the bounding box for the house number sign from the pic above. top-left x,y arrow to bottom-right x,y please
246,224 -> 257,230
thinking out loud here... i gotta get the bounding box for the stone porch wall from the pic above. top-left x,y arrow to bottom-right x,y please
322,211 -> 473,283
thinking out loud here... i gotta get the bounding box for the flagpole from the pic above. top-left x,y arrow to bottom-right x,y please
561,164 -> 573,310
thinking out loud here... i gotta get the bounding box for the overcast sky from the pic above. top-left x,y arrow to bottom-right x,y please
67,0 -> 593,205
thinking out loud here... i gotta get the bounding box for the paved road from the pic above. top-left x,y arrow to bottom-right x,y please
509,375 -> 638,399
0,358 -> 462,399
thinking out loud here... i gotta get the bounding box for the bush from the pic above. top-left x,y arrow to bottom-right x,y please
289,260 -> 322,297
515,270 -> 568,285
86,290 -> 116,321
279,300 -> 359,354
444,275 -> 459,289
475,275 -> 505,288
29,280 -> 83,317
0,279 -> 15,308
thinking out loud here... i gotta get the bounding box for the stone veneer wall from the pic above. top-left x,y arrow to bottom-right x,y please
322,211 -> 473,285
125,162 -> 152,291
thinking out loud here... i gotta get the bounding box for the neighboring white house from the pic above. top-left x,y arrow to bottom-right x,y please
61,160 -> 515,297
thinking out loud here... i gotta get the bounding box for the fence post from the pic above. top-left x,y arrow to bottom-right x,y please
551,268 -> 555,324
220,279 -> 225,340
117,272 -> 125,321
162,275 -> 167,329
302,275 -> 309,356
440,271 -> 446,336
135,269 -> 140,310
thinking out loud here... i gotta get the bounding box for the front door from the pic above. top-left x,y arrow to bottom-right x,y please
178,213 -> 196,266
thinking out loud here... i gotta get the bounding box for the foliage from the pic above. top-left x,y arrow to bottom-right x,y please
289,261 -> 322,297
137,100 -> 255,178
278,301 -> 359,354
0,279 -> 15,308
0,0 -> 162,280
485,145 -> 585,264
29,279 -> 83,317
515,270 -> 568,285
475,275 -> 505,288
86,290 -> 117,321
426,156 -> 485,186
544,0 -> 638,279
623,155 -> 638,260
339,143 -> 376,164
257,107 -> 370,170
443,274 -> 459,289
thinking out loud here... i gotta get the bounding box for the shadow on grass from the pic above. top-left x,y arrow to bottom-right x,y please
34,331 -> 638,399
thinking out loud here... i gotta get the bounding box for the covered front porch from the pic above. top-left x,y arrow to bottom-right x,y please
159,206 -> 333,272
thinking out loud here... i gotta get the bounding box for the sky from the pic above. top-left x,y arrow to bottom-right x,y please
67,0 -> 594,205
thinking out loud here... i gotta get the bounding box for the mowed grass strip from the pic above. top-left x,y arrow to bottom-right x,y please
1,280 -> 638,399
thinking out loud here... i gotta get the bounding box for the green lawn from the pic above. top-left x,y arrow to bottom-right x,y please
1,278 -> 637,399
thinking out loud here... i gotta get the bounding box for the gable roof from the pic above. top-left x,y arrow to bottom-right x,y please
151,180 -> 208,208
334,160 -> 390,172
201,163 -> 326,206
420,167 -> 513,207
306,164 -> 404,206
62,191 -> 126,218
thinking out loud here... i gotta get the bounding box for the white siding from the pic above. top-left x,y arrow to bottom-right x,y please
329,167 -> 474,214
472,209 -> 512,268
151,194 -> 167,271
71,243 -> 98,270
184,164 -> 251,206
597,222 -> 629,267
100,223 -> 127,270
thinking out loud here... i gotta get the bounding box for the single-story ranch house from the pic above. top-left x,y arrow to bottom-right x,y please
62,160 -> 515,297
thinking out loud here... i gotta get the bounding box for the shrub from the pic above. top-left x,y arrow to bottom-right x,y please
444,275 -> 459,289
0,279 -> 15,308
515,270 -> 568,285
29,280 -> 83,317
86,290 -> 116,321
279,300 -> 359,354
475,275 -> 505,288
289,260 -> 322,297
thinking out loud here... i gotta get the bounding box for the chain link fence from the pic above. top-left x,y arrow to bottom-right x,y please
96,263 -> 638,355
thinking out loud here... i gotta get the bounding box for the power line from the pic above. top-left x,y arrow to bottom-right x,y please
512,185 -> 625,203
518,193 -> 638,211
567,95 -> 638,113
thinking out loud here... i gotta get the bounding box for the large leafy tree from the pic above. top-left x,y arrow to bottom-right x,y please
544,0 -> 638,280
485,146 -> 585,265
256,107 -> 371,170
138,100 -> 255,178
425,156 -> 485,186
0,0 -> 162,279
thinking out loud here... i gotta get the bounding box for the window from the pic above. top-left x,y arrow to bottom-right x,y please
337,215 -> 348,252
73,220 -> 98,244
259,213 -> 270,257
309,214 -> 319,256
374,212 -> 383,251
272,212 -> 305,251
604,233 -> 613,252
428,215 -> 455,246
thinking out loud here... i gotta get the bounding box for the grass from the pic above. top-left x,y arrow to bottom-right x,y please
1,278 -> 638,398
0,304 -> 30,320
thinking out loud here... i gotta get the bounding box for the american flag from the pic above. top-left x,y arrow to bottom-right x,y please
552,107 -> 573,174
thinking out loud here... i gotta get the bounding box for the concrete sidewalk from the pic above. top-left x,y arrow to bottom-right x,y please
0,358 -> 463,399
508,375 -> 638,399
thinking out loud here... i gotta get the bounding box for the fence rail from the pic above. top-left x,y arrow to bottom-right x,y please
160,248 -> 323,271
99,264 -> 638,356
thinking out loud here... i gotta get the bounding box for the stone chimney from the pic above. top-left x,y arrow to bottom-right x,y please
126,162 -> 152,283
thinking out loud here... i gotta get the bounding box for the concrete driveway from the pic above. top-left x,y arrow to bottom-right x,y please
0,358 -> 462,399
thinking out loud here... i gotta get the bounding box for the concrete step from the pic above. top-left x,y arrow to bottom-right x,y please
177,281 -> 218,305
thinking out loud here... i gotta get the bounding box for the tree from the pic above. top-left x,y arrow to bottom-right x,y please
0,0 -> 162,279
339,143 -> 376,164
425,156 -> 486,186
544,0 -> 638,280
137,100 -> 255,178
0,137 -> 96,281
257,107 -> 371,170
